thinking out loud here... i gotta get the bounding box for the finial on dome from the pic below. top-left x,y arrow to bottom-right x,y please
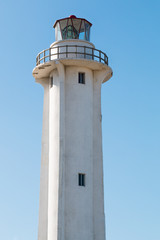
69,15 -> 77,18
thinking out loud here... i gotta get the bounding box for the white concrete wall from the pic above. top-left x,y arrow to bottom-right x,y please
92,73 -> 106,240
37,62 -> 106,240
37,79 -> 49,240
48,68 -> 60,240
64,66 -> 94,240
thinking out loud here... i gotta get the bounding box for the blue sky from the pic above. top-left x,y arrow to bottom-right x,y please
0,0 -> 160,240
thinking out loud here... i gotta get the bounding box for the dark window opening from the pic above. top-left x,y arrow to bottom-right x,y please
78,73 -> 85,84
51,77 -> 53,87
78,173 -> 85,186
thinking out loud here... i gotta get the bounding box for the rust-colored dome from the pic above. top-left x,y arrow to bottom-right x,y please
69,15 -> 77,18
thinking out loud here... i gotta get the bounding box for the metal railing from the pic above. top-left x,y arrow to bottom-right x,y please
36,45 -> 108,66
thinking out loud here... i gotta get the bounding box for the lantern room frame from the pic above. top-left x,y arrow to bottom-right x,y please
53,15 -> 92,41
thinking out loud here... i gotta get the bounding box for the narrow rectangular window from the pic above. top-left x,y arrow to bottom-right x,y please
51,77 -> 53,87
78,173 -> 85,186
78,72 -> 85,84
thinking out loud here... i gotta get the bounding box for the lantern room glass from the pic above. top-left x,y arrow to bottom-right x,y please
54,17 -> 91,42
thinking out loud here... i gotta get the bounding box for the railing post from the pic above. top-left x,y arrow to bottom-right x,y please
76,45 -> 77,58
44,50 -> 45,63
92,48 -> 94,60
99,51 -> 101,62
66,45 -> 68,58
57,46 -> 59,59
49,48 -> 51,61
84,46 -> 86,59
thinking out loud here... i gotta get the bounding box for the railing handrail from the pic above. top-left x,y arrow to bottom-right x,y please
36,45 -> 108,66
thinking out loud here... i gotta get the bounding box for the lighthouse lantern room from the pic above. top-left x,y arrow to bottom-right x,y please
54,15 -> 92,41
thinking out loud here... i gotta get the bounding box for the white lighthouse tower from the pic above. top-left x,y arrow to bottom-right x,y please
32,15 -> 113,240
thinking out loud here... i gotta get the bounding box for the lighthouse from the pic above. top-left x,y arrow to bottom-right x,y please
32,15 -> 113,240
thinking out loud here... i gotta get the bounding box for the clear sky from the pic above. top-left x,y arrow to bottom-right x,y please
0,0 -> 160,240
